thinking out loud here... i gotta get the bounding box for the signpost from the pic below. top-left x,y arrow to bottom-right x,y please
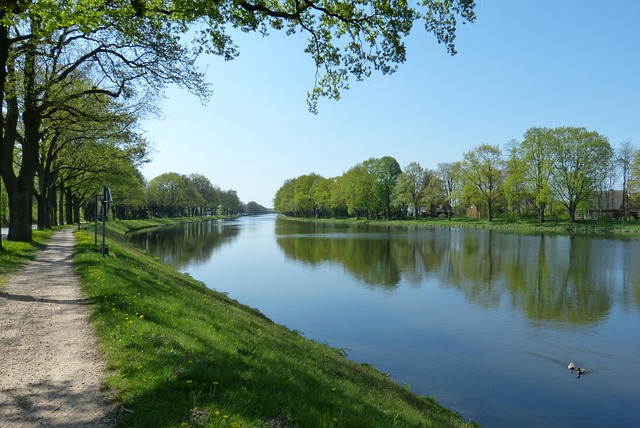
101,186 -> 113,256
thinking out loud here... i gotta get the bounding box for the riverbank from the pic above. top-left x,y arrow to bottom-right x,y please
71,218 -> 477,427
0,228 -> 114,427
280,215 -> 640,235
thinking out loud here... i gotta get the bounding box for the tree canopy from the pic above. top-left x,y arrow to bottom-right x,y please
274,126 -> 630,223
0,0 -> 477,244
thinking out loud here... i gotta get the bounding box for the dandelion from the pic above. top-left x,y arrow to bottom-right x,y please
186,380 -> 192,384
331,387 -> 337,391
214,411 -> 221,417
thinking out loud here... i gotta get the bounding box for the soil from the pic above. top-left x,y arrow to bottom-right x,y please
0,228 -> 116,427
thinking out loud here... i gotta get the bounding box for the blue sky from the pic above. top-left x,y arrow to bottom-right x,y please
140,1 -> 640,208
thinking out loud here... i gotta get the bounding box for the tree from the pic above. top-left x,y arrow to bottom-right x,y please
517,128 -> 555,222
274,178 -> 297,216
373,156 -> 402,220
245,201 -> 270,215
1,5 -> 204,242
146,173 -> 191,217
1,1 -> 477,245
219,190 -> 241,215
547,127 -> 614,222
340,163 -> 375,219
436,162 -> 461,220
617,140 -> 636,220
394,162 -> 425,219
421,169 -> 445,217
461,144 -> 504,222
503,139 -> 529,220
35,76 -> 149,228
185,174 -> 220,216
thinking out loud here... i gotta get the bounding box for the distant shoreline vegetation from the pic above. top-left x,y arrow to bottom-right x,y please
274,132 -> 640,224
278,214 -> 640,236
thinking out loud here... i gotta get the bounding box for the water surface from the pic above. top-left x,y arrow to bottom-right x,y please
131,215 -> 640,427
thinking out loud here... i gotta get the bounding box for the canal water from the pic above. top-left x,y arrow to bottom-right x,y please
130,215 -> 640,427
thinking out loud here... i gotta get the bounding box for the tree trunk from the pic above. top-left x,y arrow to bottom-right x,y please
65,187 -> 74,225
5,33 -> 40,241
538,202 -> 546,223
0,25 -> 8,250
7,186 -> 33,241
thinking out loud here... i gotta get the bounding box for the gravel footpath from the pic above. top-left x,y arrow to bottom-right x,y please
0,228 -> 115,427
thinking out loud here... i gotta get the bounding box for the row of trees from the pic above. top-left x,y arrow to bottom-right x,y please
0,1 -> 475,250
0,166 -> 273,225
144,173 -> 244,218
275,127 -> 638,223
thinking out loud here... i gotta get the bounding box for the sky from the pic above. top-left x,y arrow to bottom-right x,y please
140,0 -> 640,209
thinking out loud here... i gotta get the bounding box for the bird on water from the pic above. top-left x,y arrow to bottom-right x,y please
568,362 -> 586,378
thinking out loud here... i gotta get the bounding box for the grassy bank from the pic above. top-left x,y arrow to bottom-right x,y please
0,229 -> 55,288
284,215 -> 640,235
71,219 -> 477,427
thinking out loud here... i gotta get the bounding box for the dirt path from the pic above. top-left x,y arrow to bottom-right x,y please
0,228 -> 115,427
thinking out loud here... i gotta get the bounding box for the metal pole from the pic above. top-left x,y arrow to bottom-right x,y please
94,194 -> 98,246
101,187 -> 107,256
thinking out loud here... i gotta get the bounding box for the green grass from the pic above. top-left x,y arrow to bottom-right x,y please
83,216 -> 228,240
72,223 -> 477,427
289,215 -> 640,235
0,229 -> 56,288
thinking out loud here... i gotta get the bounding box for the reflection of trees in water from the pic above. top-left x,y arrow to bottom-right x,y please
503,234 -> 613,324
275,220 -> 640,324
129,221 -> 241,268
440,229 -> 507,308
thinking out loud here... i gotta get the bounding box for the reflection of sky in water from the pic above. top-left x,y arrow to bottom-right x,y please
134,215 -> 640,428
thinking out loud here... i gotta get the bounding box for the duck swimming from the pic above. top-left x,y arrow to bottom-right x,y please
568,362 -> 576,370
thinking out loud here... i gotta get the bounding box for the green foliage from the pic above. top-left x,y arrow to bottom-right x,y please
245,201 -> 271,215
394,162 -> 426,219
73,225 -> 477,427
1,0 -> 477,241
460,144 -> 505,221
145,173 -> 236,217
546,127 -> 614,222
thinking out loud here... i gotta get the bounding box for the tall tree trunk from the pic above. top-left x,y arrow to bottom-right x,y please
0,25 -> 7,251
538,202 -> 546,223
2,81 -> 36,241
8,31 -> 41,241
65,187 -> 74,225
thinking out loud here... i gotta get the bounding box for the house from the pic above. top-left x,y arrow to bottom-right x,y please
584,190 -> 637,219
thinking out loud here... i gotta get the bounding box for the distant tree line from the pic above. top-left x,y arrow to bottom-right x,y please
275,127 -> 640,223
